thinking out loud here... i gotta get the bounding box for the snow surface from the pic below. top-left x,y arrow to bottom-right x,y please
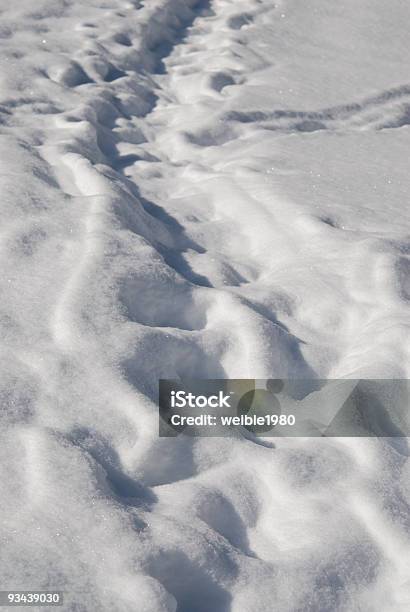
1,0 -> 410,610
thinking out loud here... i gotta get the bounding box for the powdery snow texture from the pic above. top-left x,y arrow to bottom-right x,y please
0,1 -> 410,611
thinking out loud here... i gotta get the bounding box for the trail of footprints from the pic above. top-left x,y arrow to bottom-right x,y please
225,83 -> 410,133
35,3 -> 304,608
40,0 -> 281,352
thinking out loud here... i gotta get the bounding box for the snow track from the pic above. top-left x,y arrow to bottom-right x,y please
1,0 -> 410,610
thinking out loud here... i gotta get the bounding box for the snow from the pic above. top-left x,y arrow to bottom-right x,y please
1,0 -> 410,610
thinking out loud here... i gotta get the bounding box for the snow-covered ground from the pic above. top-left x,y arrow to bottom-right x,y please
1,0 -> 410,609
